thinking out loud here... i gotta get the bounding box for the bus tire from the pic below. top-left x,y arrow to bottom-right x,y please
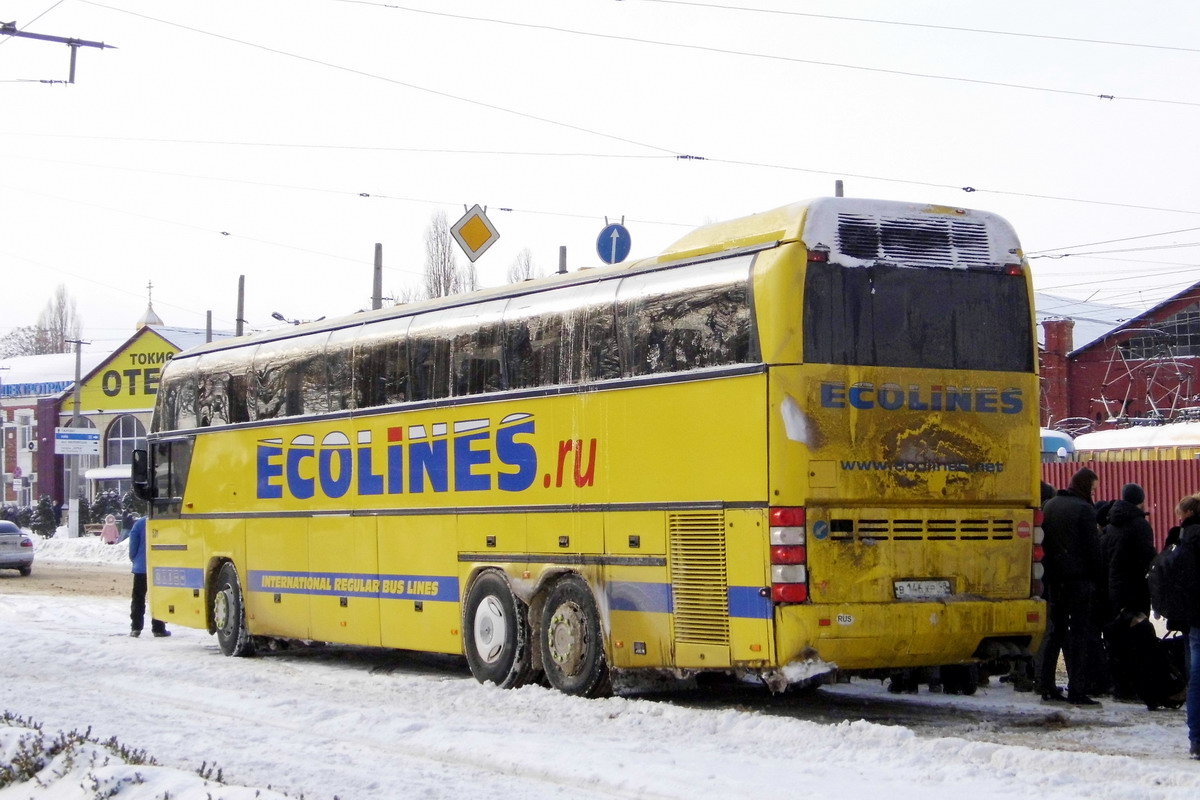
463,571 -> 534,689
540,576 -> 610,697
212,562 -> 256,657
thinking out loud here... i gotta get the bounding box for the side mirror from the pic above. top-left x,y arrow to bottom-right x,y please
131,448 -> 154,501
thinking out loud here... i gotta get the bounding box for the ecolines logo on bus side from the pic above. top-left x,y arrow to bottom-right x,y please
255,413 -> 599,501
820,382 -> 1024,414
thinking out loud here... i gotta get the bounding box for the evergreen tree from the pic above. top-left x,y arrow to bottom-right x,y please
30,495 -> 58,538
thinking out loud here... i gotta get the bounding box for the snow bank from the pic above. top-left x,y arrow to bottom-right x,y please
34,530 -> 130,566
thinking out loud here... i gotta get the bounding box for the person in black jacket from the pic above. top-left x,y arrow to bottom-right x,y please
1038,467 -> 1103,706
1098,483 -> 1157,701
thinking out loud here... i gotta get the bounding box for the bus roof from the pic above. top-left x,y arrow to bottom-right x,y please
175,196 -> 1017,362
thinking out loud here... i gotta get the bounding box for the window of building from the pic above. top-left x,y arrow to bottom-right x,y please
107,415 -> 147,468
1120,303 -> 1200,360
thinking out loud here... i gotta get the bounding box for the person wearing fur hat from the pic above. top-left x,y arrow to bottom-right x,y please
1039,467 -> 1104,706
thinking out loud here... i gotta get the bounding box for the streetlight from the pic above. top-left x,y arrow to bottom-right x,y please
271,312 -> 325,326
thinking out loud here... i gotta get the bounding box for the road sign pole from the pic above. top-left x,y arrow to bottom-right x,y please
65,338 -> 84,537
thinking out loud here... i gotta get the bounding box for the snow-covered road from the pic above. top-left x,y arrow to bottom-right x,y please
2,538 -> 1200,799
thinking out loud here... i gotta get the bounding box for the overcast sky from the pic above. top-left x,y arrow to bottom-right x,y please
3,1 -> 1199,353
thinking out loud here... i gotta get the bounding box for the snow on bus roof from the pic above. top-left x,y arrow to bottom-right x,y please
1073,421 -> 1200,451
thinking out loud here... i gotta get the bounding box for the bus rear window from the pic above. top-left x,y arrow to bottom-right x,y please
802,262 -> 1034,372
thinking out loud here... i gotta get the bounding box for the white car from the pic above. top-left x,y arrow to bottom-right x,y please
0,521 -> 34,576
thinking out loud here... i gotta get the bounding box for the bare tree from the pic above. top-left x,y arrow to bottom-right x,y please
423,211 -> 462,299
507,247 -> 541,284
423,211 -> 483,298
38,285 -> 82,351
460,261 -> 479,293
0,285 -> 81,357
0,325 -> 54,358
387,284 -> 426,305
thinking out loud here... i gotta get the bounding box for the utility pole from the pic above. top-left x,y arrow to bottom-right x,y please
64,337 -> 88,537
0,21 -> 116,84
372,243 -> 383,311
236,276 -> 245,336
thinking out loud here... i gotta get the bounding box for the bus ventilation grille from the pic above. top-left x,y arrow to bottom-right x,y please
830,517 -> 1016,541
668,511 -> 730,645
836,213 -> 992,269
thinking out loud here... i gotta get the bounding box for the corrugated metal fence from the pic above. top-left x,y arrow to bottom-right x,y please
1043,459 -> 1200,550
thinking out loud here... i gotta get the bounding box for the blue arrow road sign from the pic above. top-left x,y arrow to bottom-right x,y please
597,223 -> 631,264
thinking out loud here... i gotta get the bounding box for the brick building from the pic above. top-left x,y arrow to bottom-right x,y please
1039,284 -> 1200,435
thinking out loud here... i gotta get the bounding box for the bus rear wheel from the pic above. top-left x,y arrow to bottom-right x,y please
463,571 -> 534,689
540,576 -> 609,697
212,562 -> 256,657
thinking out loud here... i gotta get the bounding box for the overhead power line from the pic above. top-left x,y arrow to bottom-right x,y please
334,1 -> 1200,109
632,0 -> 1200,55
1027,226 -> 1200,255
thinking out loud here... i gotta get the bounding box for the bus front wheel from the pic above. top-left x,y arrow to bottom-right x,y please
540,576 -> 610,697
212,562 -> 256,657
463,571 -> 534,689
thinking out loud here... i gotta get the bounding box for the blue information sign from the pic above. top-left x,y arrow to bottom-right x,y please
597,223 -> 631,264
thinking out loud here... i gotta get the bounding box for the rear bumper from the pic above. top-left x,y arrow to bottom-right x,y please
775,597 -> 1046,670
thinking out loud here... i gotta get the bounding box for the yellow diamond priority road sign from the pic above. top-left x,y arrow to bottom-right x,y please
450,204 -> 500,263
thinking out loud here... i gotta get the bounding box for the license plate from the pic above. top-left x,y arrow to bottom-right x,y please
894,579 -> 951,600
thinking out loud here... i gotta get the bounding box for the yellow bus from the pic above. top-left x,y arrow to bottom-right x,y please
133,197 -> 1045,696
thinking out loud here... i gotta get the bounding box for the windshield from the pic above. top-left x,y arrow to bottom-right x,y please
803,261 -> 1034,372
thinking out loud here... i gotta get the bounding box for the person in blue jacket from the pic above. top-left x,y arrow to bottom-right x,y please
128,516 -> 170,638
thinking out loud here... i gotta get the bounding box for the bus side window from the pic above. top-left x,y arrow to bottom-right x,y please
198,373 -> 230,427
154,365 -> 193,432
449,299 -> 507,396
327,340 -> 354,411
298,354 -> 330,416
228,372 -> 251,423
408,319 -> 452,402
254,363 -> 285,420
504,317 -> 536,388
350,317 -> 408,409
505,290 -> 570,388
571,282 -> 620,383
175,373 -> 199,430
153,439 -> 193,517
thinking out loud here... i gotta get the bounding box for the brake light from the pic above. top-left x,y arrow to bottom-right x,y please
20,538 -> 33,548
807,250 -> 828,263
771,545 -> 807,564
769,507 -> 805,527
772,583 -> 809,603
1031,509 -> 1044,598
1004,263 -> 1024,276
770,507 -> 809,604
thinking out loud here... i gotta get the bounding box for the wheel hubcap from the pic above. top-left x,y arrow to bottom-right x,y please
214,588 -> 231,631
473,595 -> 507,664
546,602 -> 585,676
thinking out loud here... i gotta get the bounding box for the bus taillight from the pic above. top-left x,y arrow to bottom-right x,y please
769,507 -> 805,528
770,507 -> 808,603
1031,510 -> 1045,597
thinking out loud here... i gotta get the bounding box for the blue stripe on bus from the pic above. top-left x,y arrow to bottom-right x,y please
608,581 -> 673,614
152,566 -> 205,590
247,570 -> 458,602
607,582 -> 774,619
727,585 -> 773,619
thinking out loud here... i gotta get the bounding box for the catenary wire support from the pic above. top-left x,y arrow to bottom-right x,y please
0,21 -> 117,84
